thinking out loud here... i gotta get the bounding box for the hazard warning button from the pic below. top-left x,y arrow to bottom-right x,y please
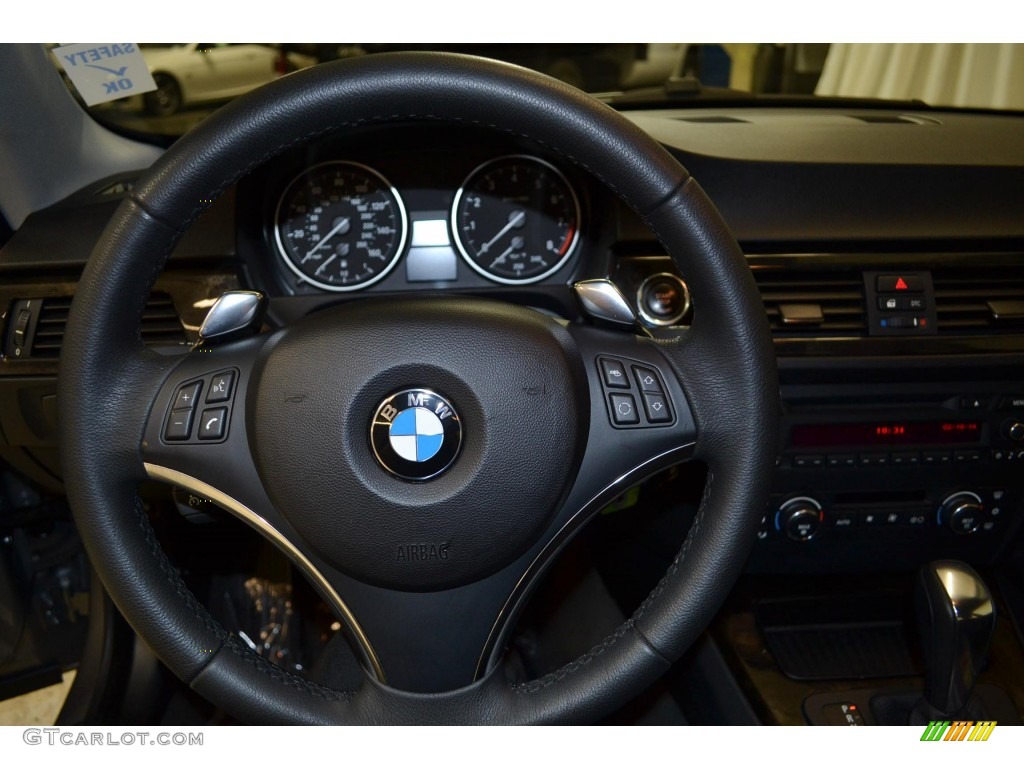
877,274 -> 924,292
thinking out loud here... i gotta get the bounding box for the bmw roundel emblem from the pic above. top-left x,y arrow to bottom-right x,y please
370,389 -> 462,481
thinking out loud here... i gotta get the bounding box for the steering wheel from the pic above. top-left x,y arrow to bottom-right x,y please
58,53 -> 777,724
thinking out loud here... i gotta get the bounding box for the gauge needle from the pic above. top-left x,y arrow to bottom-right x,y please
479,211 -> 525,254
490,243 -> 516,269
315,254 -> 338,275
303,217 -> 349,262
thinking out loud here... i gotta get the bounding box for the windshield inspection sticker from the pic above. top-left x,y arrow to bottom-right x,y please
53,43 -> 156,106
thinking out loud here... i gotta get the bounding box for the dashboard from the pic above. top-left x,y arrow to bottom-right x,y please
3,107 -> 1024,580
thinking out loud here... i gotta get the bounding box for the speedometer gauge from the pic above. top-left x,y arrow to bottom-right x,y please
274,161 -> 407,292
451,156 -> 580,285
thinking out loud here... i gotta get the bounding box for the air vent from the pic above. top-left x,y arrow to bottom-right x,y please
29,293 -> 186,358
933,267 -> 1024,335
753,269 -> 867,338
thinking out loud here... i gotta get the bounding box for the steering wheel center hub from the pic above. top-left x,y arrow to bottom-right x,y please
370,388 -> 463,480
248,295 -> 586,590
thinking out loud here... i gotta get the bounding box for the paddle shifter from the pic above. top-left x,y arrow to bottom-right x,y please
912,560 -> 996,721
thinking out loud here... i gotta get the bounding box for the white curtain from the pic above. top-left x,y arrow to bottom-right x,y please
816,44 -> 1024,110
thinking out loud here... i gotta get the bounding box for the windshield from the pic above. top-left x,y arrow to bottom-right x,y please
51,43 -> 1024,139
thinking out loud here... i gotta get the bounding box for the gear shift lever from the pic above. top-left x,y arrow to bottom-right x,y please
912,560 -> 995,722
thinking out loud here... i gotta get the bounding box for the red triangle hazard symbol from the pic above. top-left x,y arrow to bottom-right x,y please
895,277 -> 908,290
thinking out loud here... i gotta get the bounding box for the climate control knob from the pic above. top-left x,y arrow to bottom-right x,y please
938,492 -> 984,535
777,497 -> 823,542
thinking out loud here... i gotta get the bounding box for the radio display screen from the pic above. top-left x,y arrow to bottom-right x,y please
790,421 -> 982,448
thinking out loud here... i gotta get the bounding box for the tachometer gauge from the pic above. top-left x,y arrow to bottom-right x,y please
274,161 -> 407,291
451,156 -> 580,285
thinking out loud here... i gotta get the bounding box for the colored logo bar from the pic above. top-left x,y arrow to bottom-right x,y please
920,721 -> 996,741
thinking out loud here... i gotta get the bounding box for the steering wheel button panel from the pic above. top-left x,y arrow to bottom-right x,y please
173,381 -> 202,410
632,365 -> 663,393
597,356 -> 675,429
609,393 -> 640,425
600,357 -> 630,388
164,409 -> 194,441
206,371 -> 234,403
159,369 -> 238,445
198,408 -> 228,440
642,392 -> 672,423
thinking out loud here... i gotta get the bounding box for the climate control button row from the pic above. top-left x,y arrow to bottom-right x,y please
767,489 -> 1003,542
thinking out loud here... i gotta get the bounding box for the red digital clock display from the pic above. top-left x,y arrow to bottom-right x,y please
790,421 -> 981,448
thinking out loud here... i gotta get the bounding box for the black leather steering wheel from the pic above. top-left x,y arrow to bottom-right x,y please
58,53 -> 778,724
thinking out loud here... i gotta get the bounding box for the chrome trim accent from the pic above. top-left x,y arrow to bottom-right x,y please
198,290 -> 266,342
936,491 -> 983,530
474,441 -> 696,678
636,272 -> 690,327
143,462 -> 386,682
775,496 -> 823,542
932,560 -> 994,620
573,279 -> 638,329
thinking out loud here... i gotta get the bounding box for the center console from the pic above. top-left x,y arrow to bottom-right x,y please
749,376 -> 1024,573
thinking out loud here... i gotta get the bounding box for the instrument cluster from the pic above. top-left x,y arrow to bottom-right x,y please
270,153 -> 582,293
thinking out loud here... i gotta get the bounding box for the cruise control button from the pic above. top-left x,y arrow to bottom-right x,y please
206,371 -> 235,402
633,366 -> 662,393
609,394 -> 639,425
600,358 -> 630,389
642,392 -> 671,423
197,408 -> 227,440
173,382 -> 201,410
165,409 -> 194,441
